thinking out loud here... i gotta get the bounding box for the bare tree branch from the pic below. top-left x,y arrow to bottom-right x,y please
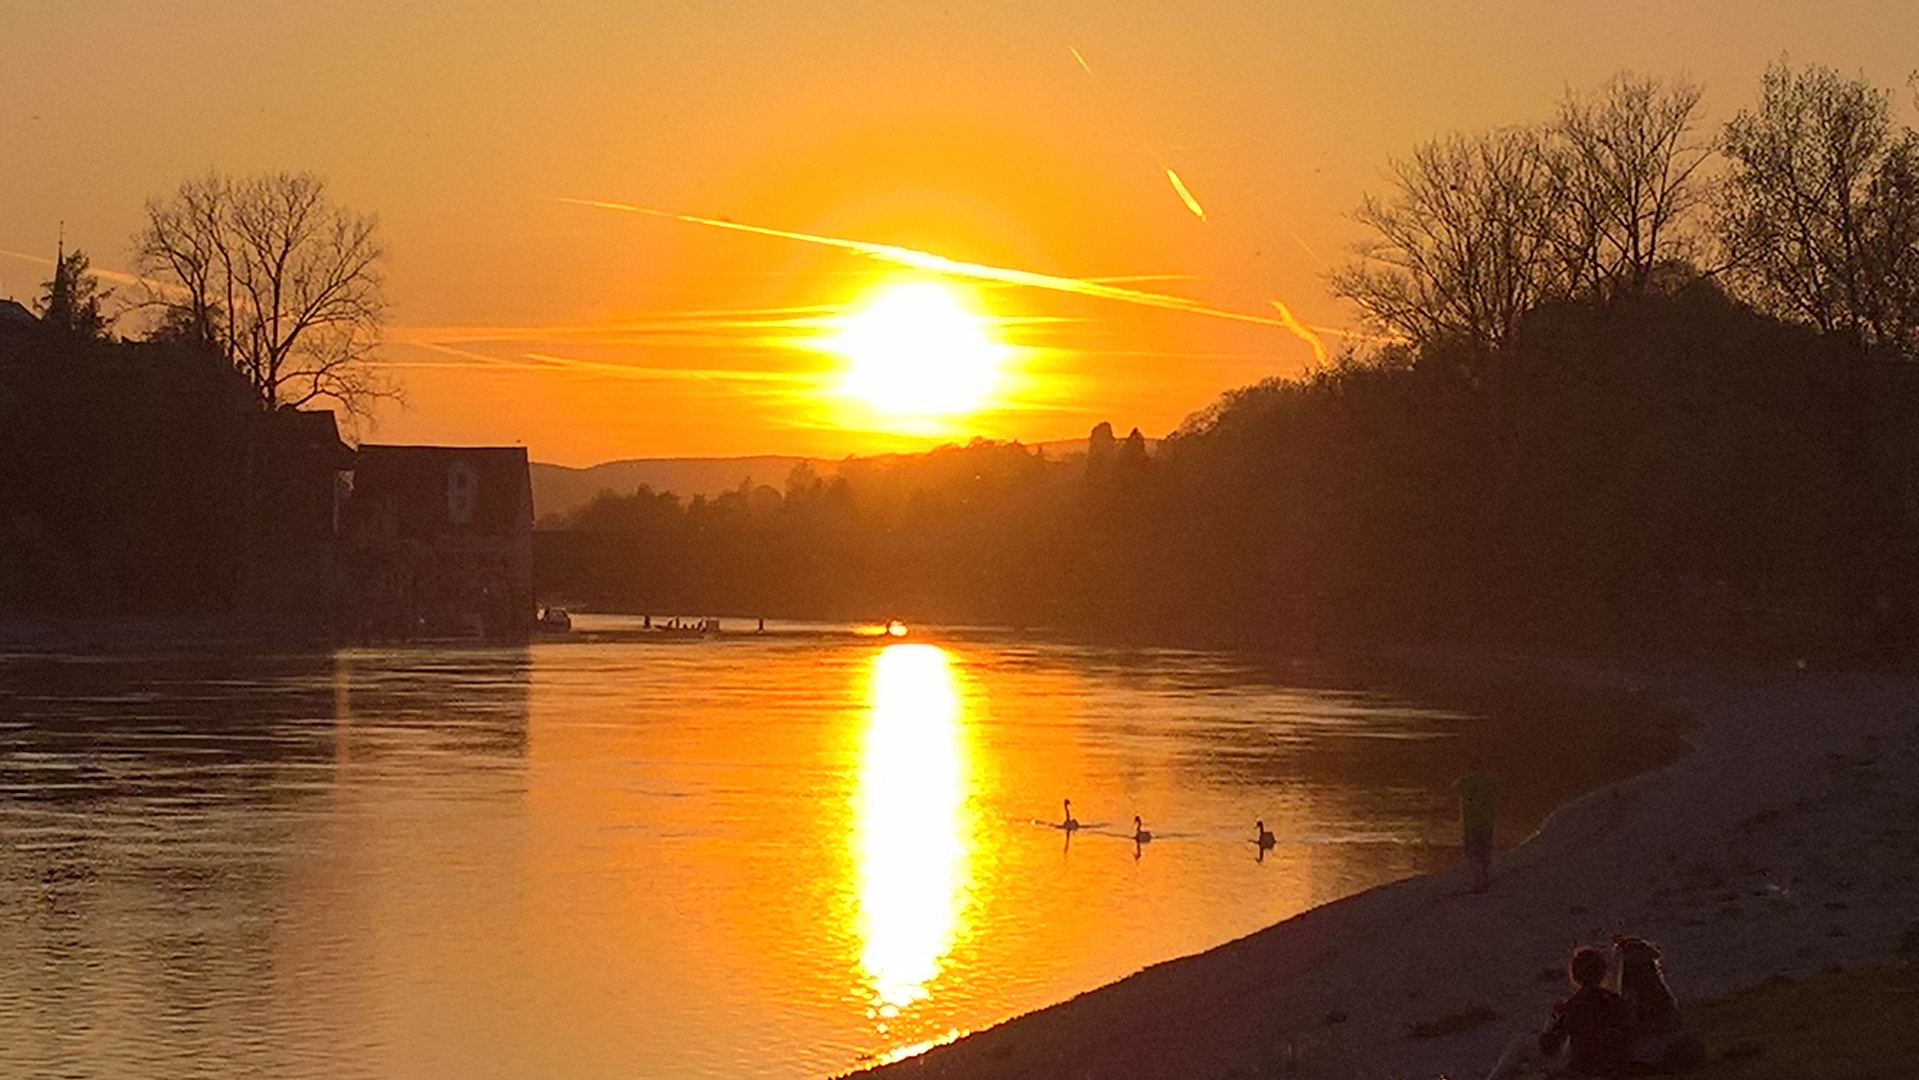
1551,74 -> 1712,298
132,171 -> 395,421
1331,73 -> 1715,354
1329,126 -> 1563,353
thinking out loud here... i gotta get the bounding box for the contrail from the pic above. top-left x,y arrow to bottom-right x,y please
554,198 -> 1369,362
1084,273 -> 1197,284
389,337 -> 821,393
1290,232 -> 1327,270
1065,47 -> 1208,225
1268,299 -> 1326,366
557,197 -> 1303,332
0,248 -> 161,290
1164,169 -> 1207,222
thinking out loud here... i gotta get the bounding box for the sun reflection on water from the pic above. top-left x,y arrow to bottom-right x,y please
852,643 -> 973,1023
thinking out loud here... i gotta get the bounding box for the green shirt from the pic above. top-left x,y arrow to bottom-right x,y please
1458,769 -> 1496,833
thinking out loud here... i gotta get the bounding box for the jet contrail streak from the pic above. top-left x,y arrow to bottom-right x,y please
1063,48 -> 1210,225
522,353 -> 817,383
1268,300 -> 1327,366
556,197 -> 1302,332
1164,169 -> 1207,222
555,198 -> 1373,361
0,248 -> 165,290
1290,232 -> 1327,269
393,338 -> 819,390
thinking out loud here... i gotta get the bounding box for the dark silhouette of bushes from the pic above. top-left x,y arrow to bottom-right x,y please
538,438 -> 1075,626
1149,281 -> 1917,659
0,321 -> 251,615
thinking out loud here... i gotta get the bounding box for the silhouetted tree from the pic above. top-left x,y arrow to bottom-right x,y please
1334,74 -> 1716,353
1717,62 -> 1919,356
1088,420 -> 1117,456
132,171 -> 391,418
1330,126 -> 1560,353
784,460 -> 824,498
1549,74 -> 1712,297
35,247 -> 110,340
1119,426 -> 1147,458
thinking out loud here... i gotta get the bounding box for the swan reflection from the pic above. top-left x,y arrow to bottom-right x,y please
852,644 -> 973,1019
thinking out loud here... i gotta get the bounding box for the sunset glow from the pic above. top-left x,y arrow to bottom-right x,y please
7,3 -> 1919,1078
821,278 -> 1012,431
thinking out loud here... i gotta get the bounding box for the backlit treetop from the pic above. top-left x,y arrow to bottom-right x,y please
133,171 -> 391,418
1718,63 -> 1919,357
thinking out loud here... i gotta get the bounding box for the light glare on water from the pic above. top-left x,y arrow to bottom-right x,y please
853,644 -> 971,1018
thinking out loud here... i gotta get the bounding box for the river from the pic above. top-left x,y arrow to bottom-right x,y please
0,617 -> 1549,1078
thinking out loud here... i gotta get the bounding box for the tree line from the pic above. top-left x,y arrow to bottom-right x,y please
540,63 -> 1919,662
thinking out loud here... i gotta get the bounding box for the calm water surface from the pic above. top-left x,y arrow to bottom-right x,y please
0,619 -> 1492,1078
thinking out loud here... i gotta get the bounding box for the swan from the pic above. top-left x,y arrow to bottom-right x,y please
1132,815 -> 1152,843
1256,820 -> 1277,849
1061,799 -> 1080,832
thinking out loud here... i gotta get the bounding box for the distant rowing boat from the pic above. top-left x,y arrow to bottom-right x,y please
650,616 -> 722,638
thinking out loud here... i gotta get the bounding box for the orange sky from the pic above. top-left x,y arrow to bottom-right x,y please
2,1 -> 1916,465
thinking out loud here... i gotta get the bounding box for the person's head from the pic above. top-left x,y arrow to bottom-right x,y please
1613,934 -> 1663,970
1567,946 -> 1609,989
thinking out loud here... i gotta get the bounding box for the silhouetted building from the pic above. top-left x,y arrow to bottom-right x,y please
241,408 -> 357,615
343,445 -> 535,640
0,299 -> 36,327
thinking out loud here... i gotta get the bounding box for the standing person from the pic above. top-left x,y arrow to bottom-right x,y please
1457,756 -> 1495,892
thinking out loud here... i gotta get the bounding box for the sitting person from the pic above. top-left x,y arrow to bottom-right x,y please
1485,945 -> 1633,1079
1613,935 -> 1706,1073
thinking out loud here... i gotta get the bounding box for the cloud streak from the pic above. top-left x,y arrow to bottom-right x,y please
386,337 -> 823,398
1163,169 -> 1207,222
0,248 -> 163,291
554,198 -> 1336,356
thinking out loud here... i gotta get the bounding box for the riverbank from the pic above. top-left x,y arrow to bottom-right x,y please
862,654 -> 1919,1080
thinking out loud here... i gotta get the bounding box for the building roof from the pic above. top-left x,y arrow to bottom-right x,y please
0,299 -> 37,326
266,408 -> 357,470
350,444 -> 532,538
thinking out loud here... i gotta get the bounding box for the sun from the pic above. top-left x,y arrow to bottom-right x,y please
820,277 -> 1010,427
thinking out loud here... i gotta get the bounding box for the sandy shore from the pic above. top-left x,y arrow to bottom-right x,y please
863,655 -> 1919,1080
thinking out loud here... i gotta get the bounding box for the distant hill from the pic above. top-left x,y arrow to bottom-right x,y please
530,456 -> 826,521
529,436 -> 1136,521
